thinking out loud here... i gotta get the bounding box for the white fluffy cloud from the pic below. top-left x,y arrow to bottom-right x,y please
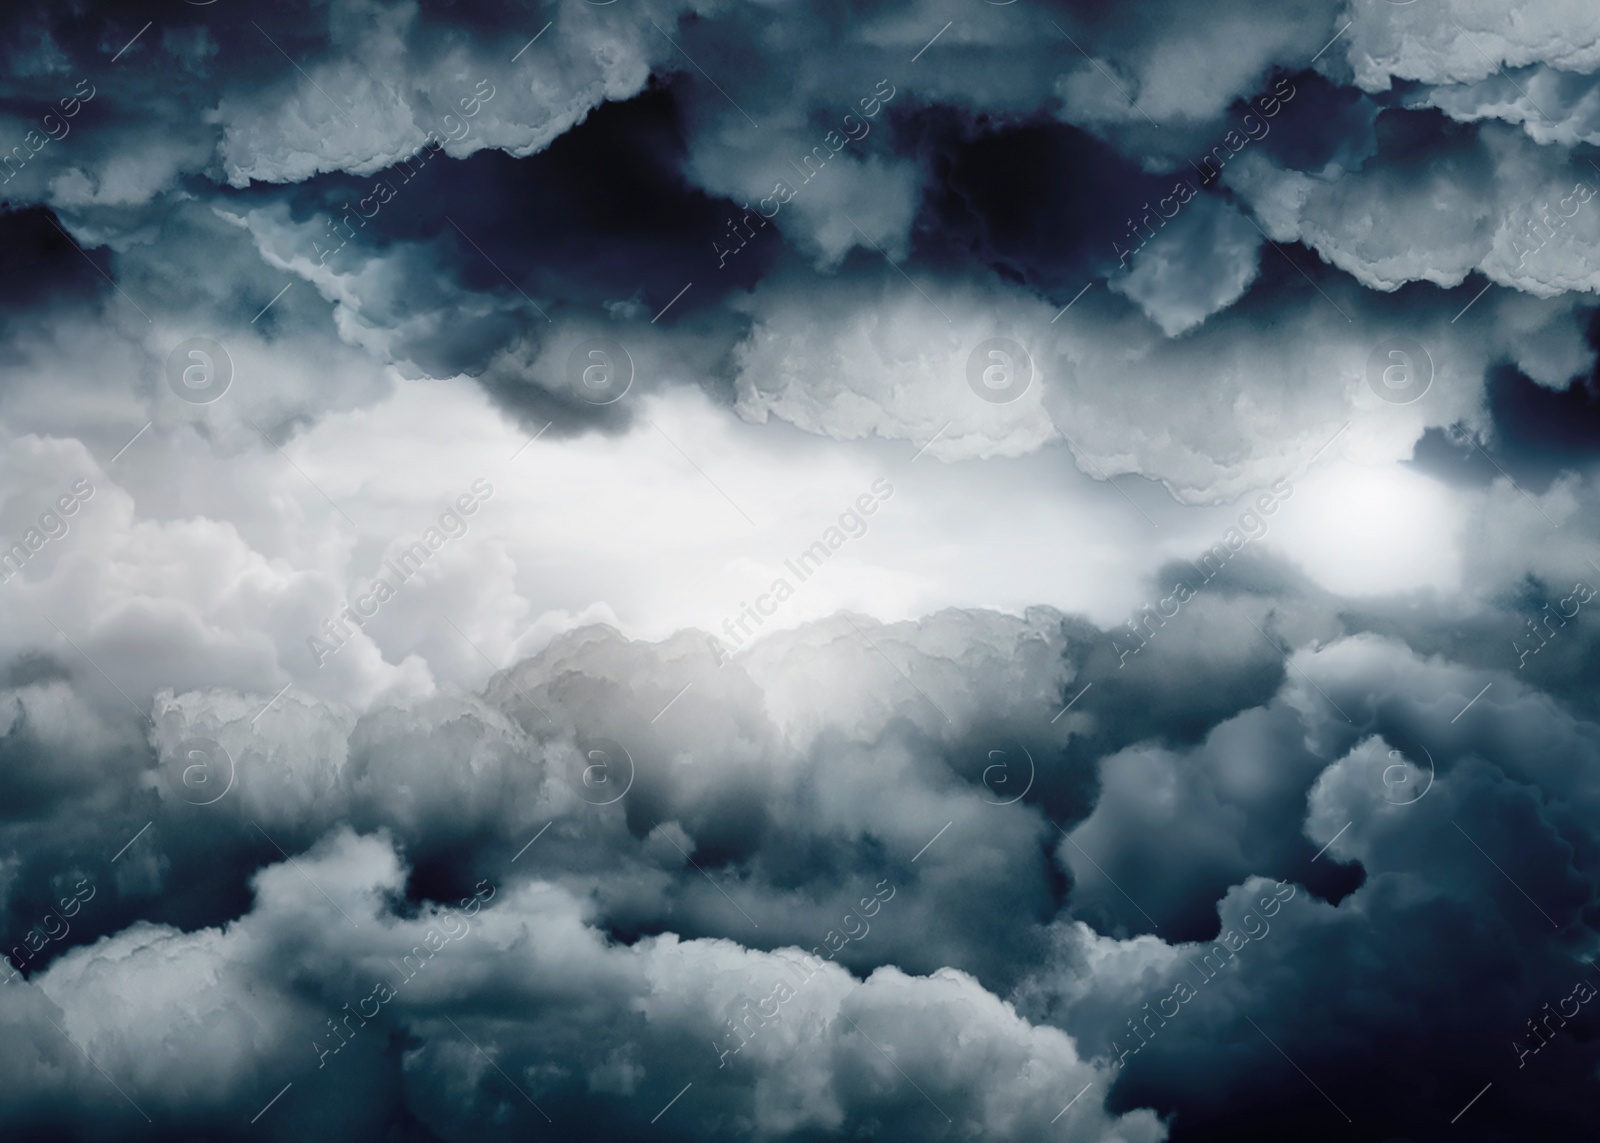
1232,123 -> 1600,297
1344,0 -> 1600,93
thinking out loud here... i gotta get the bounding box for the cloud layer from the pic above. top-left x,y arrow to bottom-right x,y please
1,0 -> 1599,1140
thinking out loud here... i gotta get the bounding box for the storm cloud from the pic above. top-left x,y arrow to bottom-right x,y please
0,0 -> 1599,1140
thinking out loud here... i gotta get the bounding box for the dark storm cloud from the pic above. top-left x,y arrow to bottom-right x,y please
1010,637 -> 1600,1137
208,79 -> 777,432
1247,68 -> 1381,175
0,612 -> 1168,1140
0,0 -> 1590,464
248,81 -> 776,319
3,0 -> 1600,1141
5,462 -> 1590,1143
0,0 -> 702,434
0,206 -> 114,326
5,602 -> 1599,1141
1485,360 -> 1600,481
910,110 -> 1175,300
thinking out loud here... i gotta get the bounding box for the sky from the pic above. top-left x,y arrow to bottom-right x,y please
1,1 -> 1599,1141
